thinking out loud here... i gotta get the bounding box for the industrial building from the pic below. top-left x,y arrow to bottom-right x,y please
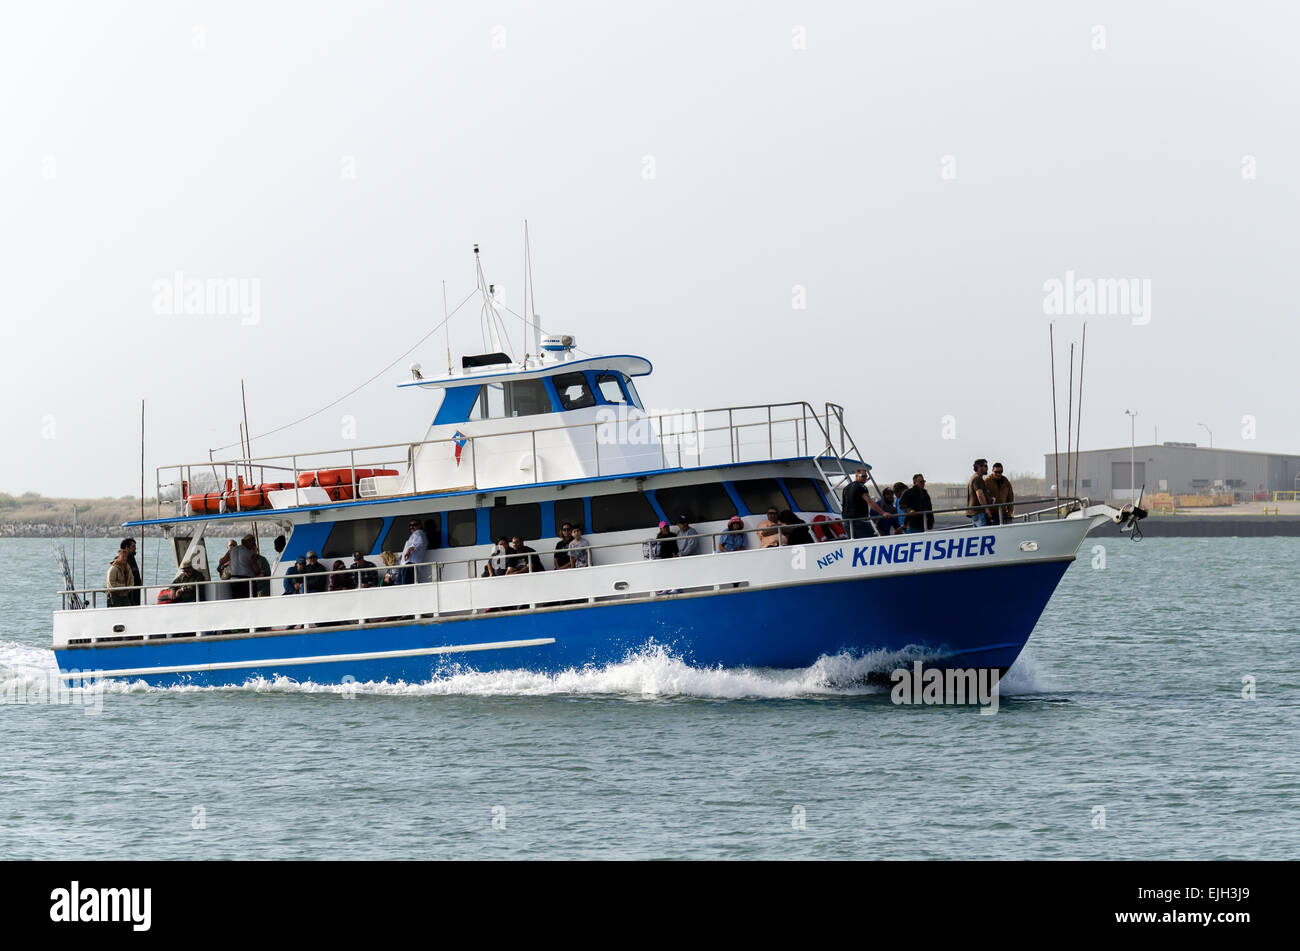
1044,444 -> 1300,502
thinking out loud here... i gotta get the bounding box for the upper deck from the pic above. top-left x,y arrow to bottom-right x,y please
148,400 -> 864,525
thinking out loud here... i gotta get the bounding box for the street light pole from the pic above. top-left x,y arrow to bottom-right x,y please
1198,422 -> 1213,448
1124,410 -> 1138,501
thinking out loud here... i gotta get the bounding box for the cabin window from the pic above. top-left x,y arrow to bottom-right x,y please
382,514 -> 442,555
733,478 -> 788,515
554,498 -> 585,533
446,509 -> 478,547
470,380 -> 554,420
622,375 -> 643,410
490,503 -> 542,542
783,477 -> 828,512
594,372 -> 628,405
590,491 -> 658,533
553,372 -> 596,410
321,518 -> 385,559
653,482 -> 735,524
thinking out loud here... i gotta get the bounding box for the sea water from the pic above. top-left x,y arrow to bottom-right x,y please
1,536 -> 1295,860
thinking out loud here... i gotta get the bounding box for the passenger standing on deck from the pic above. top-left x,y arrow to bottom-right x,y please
758,507 -> 783,548
553,523 -> 573,570
841,469 -> 884,538
106,549 -> 133,607
875,486 -> 899,538
564,526 -> 590,568
966,459 -> 993,527
898,474 -> 935,533
120,538 -> 143,606
986,463 -> 1015,526
401,519 -> 429,584
891,483 -> 908,533
228,534 -> 258,599
675,515 -> 700,555
252,544 -> 272,597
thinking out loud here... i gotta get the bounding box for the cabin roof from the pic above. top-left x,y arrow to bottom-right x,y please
398,354 -> 653,390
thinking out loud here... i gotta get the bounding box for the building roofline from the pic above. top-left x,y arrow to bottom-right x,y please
1047,445 -> 1300,460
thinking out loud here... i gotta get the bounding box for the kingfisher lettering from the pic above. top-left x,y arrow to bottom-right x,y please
833,535 -> 997,571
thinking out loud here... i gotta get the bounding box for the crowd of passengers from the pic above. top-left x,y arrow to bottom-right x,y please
839,459 -> 1015,539
104,464 -> 1018,605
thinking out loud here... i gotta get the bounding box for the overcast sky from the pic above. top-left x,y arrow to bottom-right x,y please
3,1 -> 1296,498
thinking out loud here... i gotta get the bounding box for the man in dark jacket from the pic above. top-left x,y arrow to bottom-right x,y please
506,536 -> 544,574
301,551 -> 329,593
121,538 -> 143,605
841,469 -> 885,538
351,551 -> 380,588
898,474 -> 935,533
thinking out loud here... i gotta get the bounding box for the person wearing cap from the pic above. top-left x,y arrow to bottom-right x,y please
646,521 -> 678,560
301,551 -> 329,593
719,516 -> 747,552
283,556 -> 307,594
351,551 -> 379,588
674,515 -> 700,556
401,518 -> 430,584
169,561 -> 203,603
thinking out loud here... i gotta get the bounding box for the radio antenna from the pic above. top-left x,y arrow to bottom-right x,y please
1050,324 -> 1060,512
1064,342 -> 1075,499
1074,323 -> 1087,498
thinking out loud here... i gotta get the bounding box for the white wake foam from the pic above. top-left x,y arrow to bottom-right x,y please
2,639 -> 1050,701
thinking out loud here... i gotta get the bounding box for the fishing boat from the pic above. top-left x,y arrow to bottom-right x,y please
51,258 -> 1142,689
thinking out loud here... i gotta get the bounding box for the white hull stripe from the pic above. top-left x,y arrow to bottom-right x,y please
57,637 -> 557,680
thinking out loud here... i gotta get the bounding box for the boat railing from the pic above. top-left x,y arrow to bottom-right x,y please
151,401 -> 855,518
61,498 -> 1088,611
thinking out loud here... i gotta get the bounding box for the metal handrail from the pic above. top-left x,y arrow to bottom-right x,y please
60,499 -> 1090,611
152,401 -> 841,516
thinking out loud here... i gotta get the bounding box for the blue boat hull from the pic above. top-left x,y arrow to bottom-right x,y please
56,560 -> 1071,687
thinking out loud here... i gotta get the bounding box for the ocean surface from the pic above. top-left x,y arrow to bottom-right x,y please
2,536 -> 1295,860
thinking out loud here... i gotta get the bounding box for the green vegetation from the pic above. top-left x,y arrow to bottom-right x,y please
0,492 -> 156,535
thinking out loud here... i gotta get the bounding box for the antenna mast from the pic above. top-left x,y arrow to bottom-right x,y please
1050,324 -> 1059,512
443,279 -> 452,375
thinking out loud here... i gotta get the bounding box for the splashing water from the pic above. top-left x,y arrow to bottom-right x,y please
1,638 -> 1045,702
